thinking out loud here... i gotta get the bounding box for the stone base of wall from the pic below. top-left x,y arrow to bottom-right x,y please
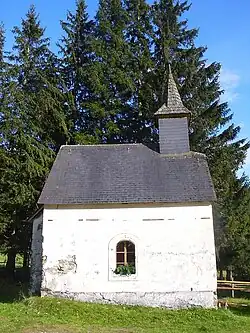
41,290 -> 217,308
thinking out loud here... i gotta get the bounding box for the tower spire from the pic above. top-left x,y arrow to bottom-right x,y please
154,65 -> 190,117
154,65 -> 191,154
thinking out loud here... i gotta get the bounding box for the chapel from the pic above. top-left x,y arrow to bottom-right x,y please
30,67 -> 217,308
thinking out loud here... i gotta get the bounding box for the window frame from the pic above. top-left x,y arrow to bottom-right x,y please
108,234 -> 138,281
116,240 -> 136,273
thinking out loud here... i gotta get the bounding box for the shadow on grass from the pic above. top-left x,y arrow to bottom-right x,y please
0,278 -> 29,303
0,267 -> 29,303
229,303 -> 250,317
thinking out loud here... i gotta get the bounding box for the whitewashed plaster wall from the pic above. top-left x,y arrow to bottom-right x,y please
36,203 -> 217,308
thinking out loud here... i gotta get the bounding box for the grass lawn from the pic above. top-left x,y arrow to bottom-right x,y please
1,290 -> 250,333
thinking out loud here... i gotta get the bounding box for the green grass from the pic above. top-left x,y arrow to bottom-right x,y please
1,296 -> 250,333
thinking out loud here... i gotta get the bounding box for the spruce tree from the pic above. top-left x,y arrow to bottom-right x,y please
0,24 -> 8,252
0,0 -> 248,277
10,5 -> 69,149
0,23 -> 4,64
216,178 -> 250,278
151,0 -> 250,275
120,0 -> 154,144
59,0 -> 97,144
91,0 -> 250,274
0,6 -> 68,273
87,0 -> 134,143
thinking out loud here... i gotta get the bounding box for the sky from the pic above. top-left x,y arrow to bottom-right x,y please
1,0 -> 250,176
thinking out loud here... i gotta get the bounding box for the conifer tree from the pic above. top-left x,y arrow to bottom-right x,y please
59,0 -> 95,143
216,178 -> 250,278
89,0 -> 134,143
0,6 -> 68,273
92,0 -> 250,274
0,0 -> 248,277
151,0 -> 250,274
10,5 -> 69,149
0,24 -> 9,249
120,0 -> 154,144
0,23 -> 4,64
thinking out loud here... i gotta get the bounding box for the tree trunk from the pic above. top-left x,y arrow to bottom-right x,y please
6,249 -> 16,278
219,270 -> 224,280
23,252 -> 29,268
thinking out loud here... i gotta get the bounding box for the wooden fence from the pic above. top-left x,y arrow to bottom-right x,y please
217,280 -> 250,298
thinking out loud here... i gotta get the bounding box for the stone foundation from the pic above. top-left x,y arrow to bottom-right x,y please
41,290 -> 217,308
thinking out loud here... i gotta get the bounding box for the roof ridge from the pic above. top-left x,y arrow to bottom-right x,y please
60,143 -> 143,149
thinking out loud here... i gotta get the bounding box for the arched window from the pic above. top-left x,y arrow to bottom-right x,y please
115,240 -> 136,275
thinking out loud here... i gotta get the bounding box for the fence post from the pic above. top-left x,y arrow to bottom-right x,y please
229,269 -> 234,298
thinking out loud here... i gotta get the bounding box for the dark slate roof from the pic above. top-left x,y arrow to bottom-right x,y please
38,144 -> 216,205
154,66 -> 190,117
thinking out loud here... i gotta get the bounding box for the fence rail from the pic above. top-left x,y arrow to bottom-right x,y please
217,279 -> 250,297
218,280 -> 250,285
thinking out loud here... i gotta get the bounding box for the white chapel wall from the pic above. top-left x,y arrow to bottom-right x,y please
37,203 -> 217,307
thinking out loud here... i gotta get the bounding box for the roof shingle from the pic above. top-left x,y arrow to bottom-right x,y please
38,144 -> 216,205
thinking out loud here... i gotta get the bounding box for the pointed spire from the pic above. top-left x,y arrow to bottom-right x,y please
154,65 -> 191,117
